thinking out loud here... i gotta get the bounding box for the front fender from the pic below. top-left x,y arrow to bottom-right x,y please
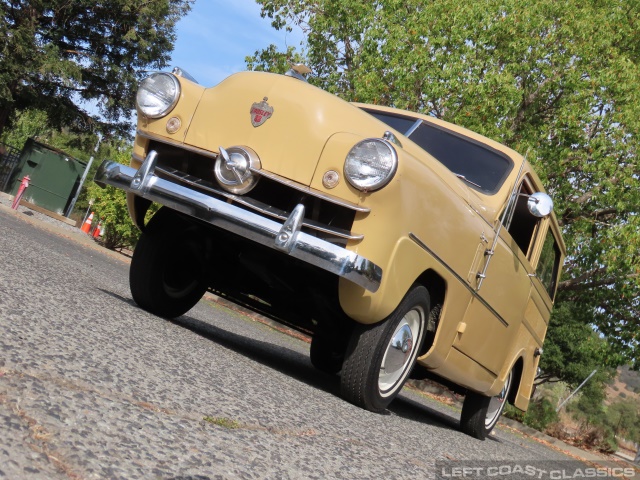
339,236 -> 435,323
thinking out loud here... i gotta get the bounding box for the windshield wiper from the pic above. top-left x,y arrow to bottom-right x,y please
454,173 -> 482,189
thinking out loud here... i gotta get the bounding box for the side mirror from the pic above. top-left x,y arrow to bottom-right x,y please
527,192 -> 554,218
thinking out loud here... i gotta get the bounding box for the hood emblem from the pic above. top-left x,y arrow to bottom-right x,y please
250,97 -> 273,127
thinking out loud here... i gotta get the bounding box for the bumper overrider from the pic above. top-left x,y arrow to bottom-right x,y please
94,151 -> 382,293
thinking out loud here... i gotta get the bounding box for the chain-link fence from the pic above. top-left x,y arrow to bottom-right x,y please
0,142 -> 21,192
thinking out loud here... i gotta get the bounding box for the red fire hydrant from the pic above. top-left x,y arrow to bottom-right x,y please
11,175 -> 31,210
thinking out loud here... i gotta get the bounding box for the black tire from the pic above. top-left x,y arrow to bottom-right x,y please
340,286 -> 429,412
310,335 -> 344,375
460,369 -> 513,440
130,208 -> 209,319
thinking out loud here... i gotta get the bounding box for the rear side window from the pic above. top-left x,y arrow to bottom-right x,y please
409,123 -> 513,194
537,228 -> 561,300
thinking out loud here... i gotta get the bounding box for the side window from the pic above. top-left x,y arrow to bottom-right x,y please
506,181 -> 541,258
537,228 -> 561,299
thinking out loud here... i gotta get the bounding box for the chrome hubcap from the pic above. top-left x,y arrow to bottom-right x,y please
485,371 -> 511,428
379,307 -> 423,396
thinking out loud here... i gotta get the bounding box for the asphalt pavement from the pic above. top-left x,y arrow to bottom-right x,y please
1,201 -> 637,480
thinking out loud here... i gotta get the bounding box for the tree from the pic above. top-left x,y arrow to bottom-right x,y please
251,0 -> 640,367
0,109 -> 50,149
606,399 -> 640,444
0,0 -> 193,138
536,303 -> 616,387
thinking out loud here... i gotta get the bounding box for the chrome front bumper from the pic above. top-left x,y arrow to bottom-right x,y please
94,152 -> 382,292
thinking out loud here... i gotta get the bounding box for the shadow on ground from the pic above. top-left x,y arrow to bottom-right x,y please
100,287 -> 467,436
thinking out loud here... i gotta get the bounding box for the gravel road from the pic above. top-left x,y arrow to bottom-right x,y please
0,206 -> 599,479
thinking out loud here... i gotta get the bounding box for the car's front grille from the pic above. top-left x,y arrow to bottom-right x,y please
145,140 -> 362,246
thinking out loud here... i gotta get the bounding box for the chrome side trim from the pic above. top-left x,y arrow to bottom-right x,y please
96,156 -> 382,293
136,130 -> 371,213
409,232 -> 508,327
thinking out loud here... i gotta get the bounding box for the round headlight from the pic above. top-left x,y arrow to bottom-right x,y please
136,73 -> 181,118
344,139 -> 398,192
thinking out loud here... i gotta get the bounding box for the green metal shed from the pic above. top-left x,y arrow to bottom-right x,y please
8,139 -> 87,216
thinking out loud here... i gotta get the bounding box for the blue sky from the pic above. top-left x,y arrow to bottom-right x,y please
169,0 -> 305,87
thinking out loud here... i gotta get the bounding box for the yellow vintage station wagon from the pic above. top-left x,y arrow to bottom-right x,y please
96,66 -> 565,439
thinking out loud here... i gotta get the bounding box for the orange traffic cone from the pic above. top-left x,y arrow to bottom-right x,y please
81,212 -> 94,233
92,219 -> 103,238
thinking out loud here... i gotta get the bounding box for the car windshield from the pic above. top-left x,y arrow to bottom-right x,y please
363,108 -> 513,194
363,110 -> 419,135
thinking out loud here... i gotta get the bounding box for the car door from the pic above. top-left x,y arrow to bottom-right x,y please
454,176 -> 544,376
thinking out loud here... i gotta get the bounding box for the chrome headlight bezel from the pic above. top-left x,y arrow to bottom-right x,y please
344,138 -> 398,192
136,73 -> 181,119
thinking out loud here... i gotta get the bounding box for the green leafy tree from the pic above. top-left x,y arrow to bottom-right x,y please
567,380 -> 608,427
0,0 -> 193,138
537,303 -> 617,386
246,45 -> 306,74
606,399 -> 640,443
251,0 -> 640,367
0,109 -> 50,149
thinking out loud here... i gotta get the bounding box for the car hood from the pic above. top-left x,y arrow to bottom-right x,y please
183,71 -> 378,186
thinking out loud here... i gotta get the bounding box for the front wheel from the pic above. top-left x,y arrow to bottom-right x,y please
460,369 -> 513,440
340,286 -> 429,412
130,208 -> 209,319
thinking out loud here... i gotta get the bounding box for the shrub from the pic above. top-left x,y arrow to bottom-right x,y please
504,404 -> 525,422
523,398 -> 559,432
578,427 -> 617,453
84,147 -> 158,251
86,183 -> 141,250
504,399 -> 559,433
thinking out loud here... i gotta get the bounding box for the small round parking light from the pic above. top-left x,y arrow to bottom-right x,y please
166,117 -> 182,134
322,170 -> 340,189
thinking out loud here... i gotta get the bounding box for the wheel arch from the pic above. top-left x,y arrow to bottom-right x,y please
507,356 -> 524,405
413,269 -> 447,357
127,192 -> 153,231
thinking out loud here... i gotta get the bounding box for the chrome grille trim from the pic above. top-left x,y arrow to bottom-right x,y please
96,157 -> 382,292
157,166 -> 363,241
135,130 -> 370,213
255,169 -> 370,213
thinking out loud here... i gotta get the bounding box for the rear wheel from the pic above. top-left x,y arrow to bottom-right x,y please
340,286 -> 429,412
460,369 -> 513,440
130,208 -> 209,319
